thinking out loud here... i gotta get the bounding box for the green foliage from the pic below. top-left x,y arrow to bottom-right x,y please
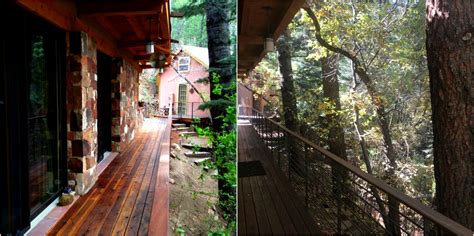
254,0 -> 435,201
193,73 -> 236,233
176,227 -> 186,236
139,69 -> 158,103
171,0 -> 207,47
171,0 -> 236,49
207,221 -> 236,236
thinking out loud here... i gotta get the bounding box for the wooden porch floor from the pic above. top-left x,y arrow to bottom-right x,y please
48,118 -> 170,235
238,122 -> 321,235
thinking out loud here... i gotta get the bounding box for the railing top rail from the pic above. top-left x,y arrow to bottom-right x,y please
244,106 -> 473,235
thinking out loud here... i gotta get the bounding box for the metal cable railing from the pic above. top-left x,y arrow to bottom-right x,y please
240,106 -> 473,235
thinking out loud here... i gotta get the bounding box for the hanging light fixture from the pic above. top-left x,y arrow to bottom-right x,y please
264,37 -> 274,52
263,7 -> 274,53
145,17 -> 154,54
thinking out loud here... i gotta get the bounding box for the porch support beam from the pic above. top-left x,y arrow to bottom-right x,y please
77,1 -> 164,16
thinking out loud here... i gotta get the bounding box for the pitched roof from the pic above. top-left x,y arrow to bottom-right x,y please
181,45 -> 209,68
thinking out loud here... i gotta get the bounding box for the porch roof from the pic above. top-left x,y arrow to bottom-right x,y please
16,0 -> 173,70
238,0 -> 305,78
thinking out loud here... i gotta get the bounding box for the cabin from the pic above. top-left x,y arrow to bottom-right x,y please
158,45 -> 210,121
0,0 -> 172,234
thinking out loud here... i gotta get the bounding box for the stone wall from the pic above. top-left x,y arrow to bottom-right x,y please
111,60 -> 142,152
66,32 -> 98,195
66,32 -> 143,195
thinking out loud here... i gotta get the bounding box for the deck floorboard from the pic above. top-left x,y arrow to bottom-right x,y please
238,123 -> 321,235
47,118 -> 169,236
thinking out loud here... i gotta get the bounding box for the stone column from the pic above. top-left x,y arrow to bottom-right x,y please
111,60 -> 142,152
66,32 -> 98,195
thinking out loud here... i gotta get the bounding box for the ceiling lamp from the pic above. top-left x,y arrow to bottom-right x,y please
146,41 -> 154,54
264,37 -> 274,53
146,17 -> 154,54
263,7 -> 274,53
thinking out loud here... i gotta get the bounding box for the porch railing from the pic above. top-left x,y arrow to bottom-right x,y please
171,102 -> 209,119
240,107 -> 473,235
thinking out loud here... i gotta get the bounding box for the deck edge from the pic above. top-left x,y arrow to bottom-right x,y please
148,117 -> 172,235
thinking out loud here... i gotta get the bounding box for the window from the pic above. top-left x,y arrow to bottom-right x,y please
177,84 -> 187,115
177,56 -> 190,73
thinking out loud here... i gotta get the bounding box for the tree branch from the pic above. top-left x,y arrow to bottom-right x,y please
303,6 -> 358,63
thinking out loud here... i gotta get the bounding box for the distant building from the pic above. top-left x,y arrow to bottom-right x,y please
158,45 -> 210,119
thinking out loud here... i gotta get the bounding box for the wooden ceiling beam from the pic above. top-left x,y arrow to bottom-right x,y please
126,17 -> 147,39
134,55 -> 152,61
272,0 -> 305,41
119,40 -> 170,52
133,51 -> 172,60
239,35 -> 264,45
77,1 -> 163,16
240,0 -> 251,34
95,16 -> 122,39
238,57 -> 260,62
140,64 -> 154,69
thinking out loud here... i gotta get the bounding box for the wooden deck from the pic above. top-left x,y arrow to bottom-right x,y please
238,122 -> 321,235
47,118 -> 171,235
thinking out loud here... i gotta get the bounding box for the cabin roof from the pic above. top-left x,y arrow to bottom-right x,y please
181,45 -> 209,68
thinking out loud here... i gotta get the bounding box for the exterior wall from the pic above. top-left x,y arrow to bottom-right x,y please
158,55 -> 210,118
111,60 -> 142,152
66,32 -> 99,195
66,32 -> 143,195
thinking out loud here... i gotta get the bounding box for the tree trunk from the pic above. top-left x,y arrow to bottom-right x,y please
276,29 -> 299,132
322,54 -> 347,160
205,0 -> 235,222
277,29 -> 302,176
426,0 -> 474,230
322,54 -> 350,233
206,0 -> 233,132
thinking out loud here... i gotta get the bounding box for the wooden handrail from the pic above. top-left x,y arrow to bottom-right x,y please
148,100 -> 173,235
243,106 -> 474,235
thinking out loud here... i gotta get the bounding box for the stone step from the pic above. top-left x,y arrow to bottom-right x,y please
178,131 -> 198,136
176,127 -> 192,131
184,151 -> 212,158
182,143 -> 212,151
172,123 -> 187,128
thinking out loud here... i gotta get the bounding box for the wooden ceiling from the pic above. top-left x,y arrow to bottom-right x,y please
77,0 -> 172,68
238,0 -> 305,78
15,0 -> 172,70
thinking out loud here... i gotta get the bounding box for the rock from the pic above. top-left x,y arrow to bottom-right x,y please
184,151 -> 212,158
193,158 -> 210,165
171,143 -> 181,150
170,151 -> 177,158
58,193 -> 74,206
169,178 -> 176,184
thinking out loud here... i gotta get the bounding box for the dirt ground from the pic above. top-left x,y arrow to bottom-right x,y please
169,128 -> 226,235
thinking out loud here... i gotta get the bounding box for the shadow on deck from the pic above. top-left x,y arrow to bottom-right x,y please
238,121 -> 321,235
46,118 -> 171,235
